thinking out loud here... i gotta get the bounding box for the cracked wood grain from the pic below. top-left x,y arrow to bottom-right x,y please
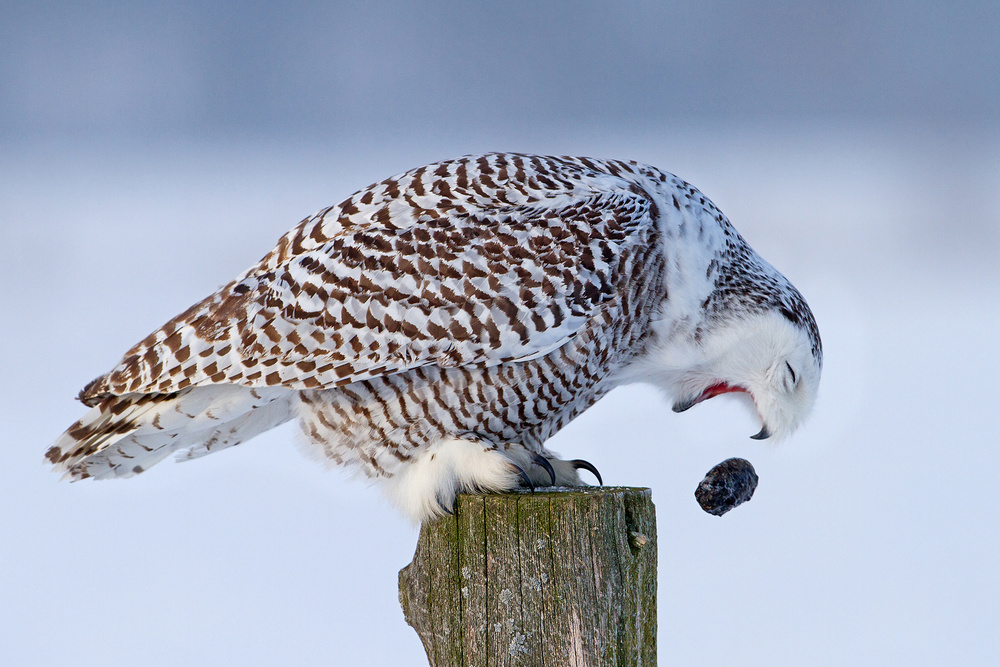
399,487 -> 657,666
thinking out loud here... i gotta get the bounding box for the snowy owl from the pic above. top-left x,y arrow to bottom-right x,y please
46,153 -> 822,521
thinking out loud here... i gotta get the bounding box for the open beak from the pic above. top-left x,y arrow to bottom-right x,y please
672,382 -> 746,413
672,382 -> 772,440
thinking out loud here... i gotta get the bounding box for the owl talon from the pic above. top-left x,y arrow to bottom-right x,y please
510,463 -> 534,491
437,496 -> 455,516
571,459 -> 603,485
532,454 -> 557,486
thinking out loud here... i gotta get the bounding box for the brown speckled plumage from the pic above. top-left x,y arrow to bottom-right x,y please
46,153 -> 821,519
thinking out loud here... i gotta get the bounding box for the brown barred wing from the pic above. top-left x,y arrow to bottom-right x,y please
77,154 -> 657,403
231,189 -> 656,390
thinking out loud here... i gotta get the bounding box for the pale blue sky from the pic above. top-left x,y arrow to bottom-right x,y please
2,3 -> 998,665
4,0 -> 999,140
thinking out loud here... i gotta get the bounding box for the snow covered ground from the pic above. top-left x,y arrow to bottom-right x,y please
2,124 -> 998,665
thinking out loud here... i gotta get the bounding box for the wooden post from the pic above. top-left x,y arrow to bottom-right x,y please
398,487 -> 657,666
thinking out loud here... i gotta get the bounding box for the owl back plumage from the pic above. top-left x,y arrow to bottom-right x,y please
49,154 -> 665,481
47,153 -> 821,522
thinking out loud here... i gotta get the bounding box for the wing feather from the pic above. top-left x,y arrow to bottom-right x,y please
79,154 -> 658,403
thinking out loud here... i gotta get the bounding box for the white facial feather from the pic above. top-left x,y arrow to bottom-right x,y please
629,309 -> 821,440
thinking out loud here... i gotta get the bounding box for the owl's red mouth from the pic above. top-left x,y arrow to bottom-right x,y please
672,382 -> 771,440
672,382 -> 747,413
698,382 -> 747,402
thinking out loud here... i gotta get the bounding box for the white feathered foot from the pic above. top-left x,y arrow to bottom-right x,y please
379,436 -> 603,522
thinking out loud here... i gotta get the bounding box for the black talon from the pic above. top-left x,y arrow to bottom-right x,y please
571,459 -> 603,486
436,496 -> 455,516
532,454 -> 557,486
511,463 -> 535,491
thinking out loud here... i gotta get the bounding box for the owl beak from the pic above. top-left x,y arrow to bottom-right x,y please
672,395 -> 699,413
674,383 -> 770,439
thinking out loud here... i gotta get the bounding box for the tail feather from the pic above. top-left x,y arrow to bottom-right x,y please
175,399 -> 293,462
47,385 -> 294,480
67,430 -> 184,480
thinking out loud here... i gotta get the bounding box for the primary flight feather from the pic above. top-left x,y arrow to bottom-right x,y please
47,153 -> 822,520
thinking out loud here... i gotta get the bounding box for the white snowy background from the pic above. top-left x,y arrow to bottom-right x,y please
3,3 -> 998,665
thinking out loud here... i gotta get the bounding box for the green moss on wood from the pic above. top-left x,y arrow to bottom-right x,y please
399,487 -> 657,666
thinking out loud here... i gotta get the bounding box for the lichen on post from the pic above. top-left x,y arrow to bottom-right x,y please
398,487 -> 657,666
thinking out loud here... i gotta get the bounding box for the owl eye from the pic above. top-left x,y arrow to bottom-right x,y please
785,361 -> 797,385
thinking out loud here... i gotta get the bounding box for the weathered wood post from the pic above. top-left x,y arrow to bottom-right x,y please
398,487 -> 656,666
